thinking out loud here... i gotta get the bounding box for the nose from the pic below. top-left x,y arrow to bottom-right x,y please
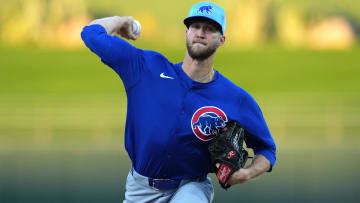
195,27 -> 206,38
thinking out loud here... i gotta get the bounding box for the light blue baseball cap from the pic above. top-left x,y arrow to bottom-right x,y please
184,1 -> 226,34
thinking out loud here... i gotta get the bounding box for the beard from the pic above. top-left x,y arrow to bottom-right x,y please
186,40 -> 218,61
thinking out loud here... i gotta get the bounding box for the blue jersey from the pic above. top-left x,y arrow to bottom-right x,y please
81,24 -> 276,180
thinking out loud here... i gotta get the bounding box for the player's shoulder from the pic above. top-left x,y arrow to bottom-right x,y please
217,72 -> 258,104
217,73 -> 250,96
142,49 -> 172,65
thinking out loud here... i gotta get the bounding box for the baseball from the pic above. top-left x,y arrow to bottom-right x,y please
131,20 -> 141,36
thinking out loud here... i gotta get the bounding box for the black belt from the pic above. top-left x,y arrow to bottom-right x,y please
148,177 -> 207,191
148,178 -> 181,190
131,168 -> 206,191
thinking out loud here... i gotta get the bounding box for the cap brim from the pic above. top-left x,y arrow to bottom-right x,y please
184,16 -> 223,34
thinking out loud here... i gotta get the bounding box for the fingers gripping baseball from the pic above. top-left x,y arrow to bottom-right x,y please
117,17 -> 140,40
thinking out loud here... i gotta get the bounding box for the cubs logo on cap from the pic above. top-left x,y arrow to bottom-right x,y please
198,5 -> 213,14
191,106 -> 228,141
184,1 -> 226,34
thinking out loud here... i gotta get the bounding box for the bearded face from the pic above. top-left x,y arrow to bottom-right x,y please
186,37 -> 218,61
185,21 -> 224,61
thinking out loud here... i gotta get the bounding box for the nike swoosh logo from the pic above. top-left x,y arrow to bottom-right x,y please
160,72 -> 174,79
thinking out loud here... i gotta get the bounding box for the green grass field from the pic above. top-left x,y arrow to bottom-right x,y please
1,46 -> 359,202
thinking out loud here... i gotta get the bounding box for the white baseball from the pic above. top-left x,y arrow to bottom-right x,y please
131,20 -> 141,35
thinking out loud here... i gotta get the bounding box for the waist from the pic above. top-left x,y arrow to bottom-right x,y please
127,149 -> 213,178
130,168 -> 206,191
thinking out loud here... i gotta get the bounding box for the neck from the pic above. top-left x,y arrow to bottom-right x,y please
182,52 -> 215,83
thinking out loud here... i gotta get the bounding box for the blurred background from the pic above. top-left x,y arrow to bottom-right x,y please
0,0 -> 359,202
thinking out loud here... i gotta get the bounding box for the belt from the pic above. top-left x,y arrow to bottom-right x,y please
148,176 -> 207,191
131,168 -> 206,190
131,168 -> 206,191
148,178 -> 181,191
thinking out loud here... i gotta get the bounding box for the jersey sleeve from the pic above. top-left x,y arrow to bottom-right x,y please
238,92 -> 277,171
81,24 -> 143,90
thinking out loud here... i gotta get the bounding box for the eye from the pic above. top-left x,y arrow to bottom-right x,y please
190,23 -> 201,30
205,25 -> 216,33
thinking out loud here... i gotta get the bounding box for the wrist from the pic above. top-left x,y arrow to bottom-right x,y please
241,168 -> 252,180
228,168 -> 251,185
105,16 -> 122,34
89,16 -> 122,34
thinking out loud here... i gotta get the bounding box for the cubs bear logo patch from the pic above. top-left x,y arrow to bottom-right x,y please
191,106 -> 228,141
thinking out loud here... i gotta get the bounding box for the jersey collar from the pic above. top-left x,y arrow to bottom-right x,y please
175,62 -> 220,89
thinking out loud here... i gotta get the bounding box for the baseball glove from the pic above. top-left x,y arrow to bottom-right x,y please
208,121 -> 249,190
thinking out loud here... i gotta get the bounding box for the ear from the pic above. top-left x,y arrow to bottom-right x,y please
218,35 -> 226,46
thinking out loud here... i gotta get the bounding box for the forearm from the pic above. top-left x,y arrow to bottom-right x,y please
89,16 -> 122,35
227,154 -> 271,185
81,18 -> 139,68
247,154 -> 271,179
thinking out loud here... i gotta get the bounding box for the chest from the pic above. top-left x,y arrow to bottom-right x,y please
131,63 -> 240,142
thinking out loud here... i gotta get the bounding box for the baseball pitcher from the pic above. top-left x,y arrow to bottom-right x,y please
81,1 -> 276,202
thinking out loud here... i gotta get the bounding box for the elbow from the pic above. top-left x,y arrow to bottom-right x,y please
80,25 -> 106,50
80,26 -> 89,47
80,26 -> 92,45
